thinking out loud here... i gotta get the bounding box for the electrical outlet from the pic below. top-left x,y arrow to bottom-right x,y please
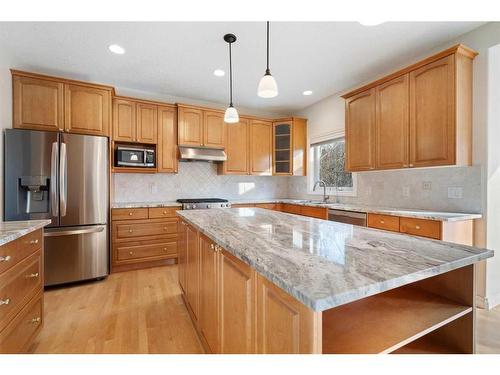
448,187 -> 463,199
402,186 -> 410,198
422,181 -> 432,190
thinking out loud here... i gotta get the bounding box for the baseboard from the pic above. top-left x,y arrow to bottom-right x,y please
476,291 -> 500,310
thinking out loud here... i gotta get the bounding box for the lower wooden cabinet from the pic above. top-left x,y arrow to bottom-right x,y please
111,207 -> 179,272
185,224 -> 200,320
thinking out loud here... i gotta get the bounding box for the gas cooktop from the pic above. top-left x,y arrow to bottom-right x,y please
177,198 -> 230,210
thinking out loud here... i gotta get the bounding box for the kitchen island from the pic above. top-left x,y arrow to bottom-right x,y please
177,208 -> 493,354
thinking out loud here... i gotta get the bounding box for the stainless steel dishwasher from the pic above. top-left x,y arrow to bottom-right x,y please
328,209 -> 367,226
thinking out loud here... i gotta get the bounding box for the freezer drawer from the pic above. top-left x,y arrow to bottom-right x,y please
44,225 -> 108,286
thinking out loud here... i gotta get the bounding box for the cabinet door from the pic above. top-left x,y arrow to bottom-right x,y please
199,234 -> 219,353
136,103 -> 158,144
249,120 -> 273,175
177,221 -> 187,293
221,118 -> 250,174
219,249 -> 256,354
203,111 -> 225,149
273,122 -> 292,175
64,84 -> 111,136
409,55 -> 455,168
185,225 -> 200,320
112,98 -> 136,142
13,75 -> 64,131
256,275 -> 321,354
178,107 -> 203,146
157,106 -> 178,173
375,75 -> 409,169
345,88 -> 376,171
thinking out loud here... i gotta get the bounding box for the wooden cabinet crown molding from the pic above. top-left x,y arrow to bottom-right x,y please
341,44 -> 477,99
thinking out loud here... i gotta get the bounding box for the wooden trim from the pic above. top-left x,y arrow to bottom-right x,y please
177,103 -> 276,122
114,95 -> 175,108
111,257 -> 176,273
341,44 -> 477,99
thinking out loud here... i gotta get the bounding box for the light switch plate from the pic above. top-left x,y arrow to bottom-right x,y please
448,187 -> 463,199
402,186 -> 410,198
422,181 -> 432,190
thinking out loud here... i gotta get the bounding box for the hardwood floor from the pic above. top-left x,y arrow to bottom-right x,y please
26,265 -> 500,354
28,265 -> 204,354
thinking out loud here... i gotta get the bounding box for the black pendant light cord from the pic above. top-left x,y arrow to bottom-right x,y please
266,21 -> 270,75
229,41 -> 233,107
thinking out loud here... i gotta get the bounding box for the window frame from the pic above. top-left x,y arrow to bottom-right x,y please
307,133 -> 357,197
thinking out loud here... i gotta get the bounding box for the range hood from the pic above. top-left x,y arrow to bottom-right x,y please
179,146 -> 227,162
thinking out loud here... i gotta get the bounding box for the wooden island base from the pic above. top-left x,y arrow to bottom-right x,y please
178,221 -> 476,354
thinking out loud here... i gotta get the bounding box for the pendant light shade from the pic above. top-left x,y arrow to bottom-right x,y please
258,21 -> 278,98
224,105 -> 239,123
223,33 -> 239,124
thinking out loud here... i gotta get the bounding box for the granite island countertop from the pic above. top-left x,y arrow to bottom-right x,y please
0,220 -> 52,246
177,207 -> 493,312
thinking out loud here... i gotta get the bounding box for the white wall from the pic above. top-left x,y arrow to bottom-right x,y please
0,49 -> 13,218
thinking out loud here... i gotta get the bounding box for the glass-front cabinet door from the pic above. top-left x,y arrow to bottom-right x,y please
273,121 -> 293,175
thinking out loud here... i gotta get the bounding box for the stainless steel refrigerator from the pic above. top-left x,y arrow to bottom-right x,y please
4,129 -> 109,286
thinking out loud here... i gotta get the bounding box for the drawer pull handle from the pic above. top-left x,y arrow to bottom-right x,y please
415,225 -> 421,230
29,239 -> 39,245
164,227 -> 167,230
0,298 -> 10,306
163,247 -> 167,252
128,229 -> 133,233
380,220 -> 385,224
129,212 -> 133,216
163,211 -> 167,214
25,272 -> 39,279
129,251 -> 133,255
29,317 -> 41,324
0,255 -> 11,262
210,244 -> 215,250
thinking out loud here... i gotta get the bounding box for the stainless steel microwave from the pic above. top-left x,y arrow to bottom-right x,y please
115,146 -> 155,168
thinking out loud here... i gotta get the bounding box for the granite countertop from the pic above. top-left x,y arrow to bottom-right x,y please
0,220 -> 52,246
112,201 -> 182,208
177,208 -> 493,312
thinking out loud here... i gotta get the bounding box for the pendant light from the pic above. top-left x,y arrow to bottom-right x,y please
223,33 -> 239,123
257,21 -> 278,98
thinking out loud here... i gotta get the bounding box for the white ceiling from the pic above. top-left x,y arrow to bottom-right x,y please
0,22 -> 485,114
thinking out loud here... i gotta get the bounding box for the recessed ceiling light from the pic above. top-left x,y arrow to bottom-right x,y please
108,44 -> 125,54
358,21 -> 385,26
213,69 -> 225,77
302,90 -> 313,96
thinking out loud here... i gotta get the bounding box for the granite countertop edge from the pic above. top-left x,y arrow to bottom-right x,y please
0,219 -> 52,246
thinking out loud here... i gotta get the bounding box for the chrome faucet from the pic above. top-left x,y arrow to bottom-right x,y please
313,180 -> 330,203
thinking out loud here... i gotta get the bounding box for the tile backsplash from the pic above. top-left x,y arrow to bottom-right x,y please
113,161 -> 289,202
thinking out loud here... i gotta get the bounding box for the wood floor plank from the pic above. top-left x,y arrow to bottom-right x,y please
27,265 -> 203,354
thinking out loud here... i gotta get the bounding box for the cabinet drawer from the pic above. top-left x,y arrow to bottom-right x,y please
114,220 -> 177,240
367,214 -> 400,232
112,208 -> 149,221
281,204 -> 301,215
0,251 -> 43,332
116,240 -> 177,261
400,217 -> 441,239
0,292 -> 43,354
300,206 -> 328,219
1,230 -> 43,274
149,207 -> 179,219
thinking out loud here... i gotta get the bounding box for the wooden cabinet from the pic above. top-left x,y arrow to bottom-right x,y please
367,213 -> 400,232
0,229 -> 44,354
343,45 -> 476,172
409,55 -> 455,168
249,120 -> 273,175
272,118 -> 307,176
376,75 -> 409,169
219,249 -> 256,354
157,105 -> 178,173
218,118 -> 250,175
112,98 -> 136,142
64,83 -> 111,136
203,111 -> 225,149
345,88 -> 376,171
111,207 -> 179,272
199,234 -> 219,353
178,221 -> 187,293
178,106 -> 203,146
12,71 -> 112,136
136,102 -> 158,144
13,74 -> 64,131
185,224 -> 200,320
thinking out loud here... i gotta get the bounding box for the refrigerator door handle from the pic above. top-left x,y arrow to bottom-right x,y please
50,142 -> 59,217
59,142 -> 68,217
44,226 -> 105,237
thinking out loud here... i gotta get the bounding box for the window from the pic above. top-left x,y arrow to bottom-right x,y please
309,137 -> 356,196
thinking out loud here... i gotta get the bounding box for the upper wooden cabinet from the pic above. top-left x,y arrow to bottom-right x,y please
178,105 -> 226,149
345,88 -> 376,171
203,111 -> 225,149
13,74 -> 64,131
12,71 -> 112,136
272,118 -> 307,176
342,44 -> 477,172
249,120 -> 273,176
136,102 -> 158,144
112,97 -> 157,144
157,105 -> 178,173
219,118 -> 250,175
